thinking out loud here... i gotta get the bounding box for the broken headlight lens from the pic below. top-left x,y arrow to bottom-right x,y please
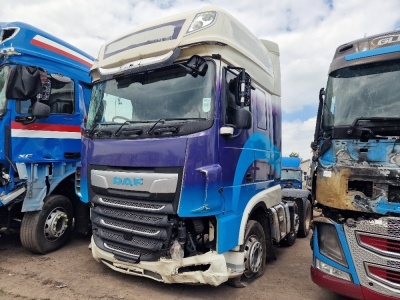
317,223 -> 348,267
186,11 -> 217,34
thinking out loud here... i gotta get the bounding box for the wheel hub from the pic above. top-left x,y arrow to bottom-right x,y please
44,208 -> 69,240
243,236 -> 263,277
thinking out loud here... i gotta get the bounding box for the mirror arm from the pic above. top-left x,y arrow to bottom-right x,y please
15,115 -> 36,125
229,129 -> 243,139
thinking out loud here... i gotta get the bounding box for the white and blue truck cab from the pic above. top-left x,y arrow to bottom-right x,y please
0,22 -> 93,253
78,6 -> 299,286
310,30 -> 400,299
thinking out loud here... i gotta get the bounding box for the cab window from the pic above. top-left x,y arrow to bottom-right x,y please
18,72 -> 74,115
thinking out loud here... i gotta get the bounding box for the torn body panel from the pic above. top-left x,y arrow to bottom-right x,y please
316,140 -> 400,214
91,237 -> 230,286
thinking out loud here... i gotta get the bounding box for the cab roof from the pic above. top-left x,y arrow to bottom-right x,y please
0,22 -> 93,74
92,6 -> 279,94
329,29 -> 400,73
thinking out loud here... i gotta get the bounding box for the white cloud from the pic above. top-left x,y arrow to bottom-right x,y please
282,117 -> 316,161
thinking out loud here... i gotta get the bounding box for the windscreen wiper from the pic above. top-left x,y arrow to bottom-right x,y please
87,122 -> 119,138
147,118 -> 165,135
114,121 -> 149,137
147,118 -> 206,135
151,126 -> 180,135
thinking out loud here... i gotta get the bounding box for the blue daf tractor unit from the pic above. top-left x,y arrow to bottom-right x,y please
0,22 -> 93,253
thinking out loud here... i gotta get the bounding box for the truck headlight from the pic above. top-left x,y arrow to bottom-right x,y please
318,223 -> 348,267
316,258 -> 352,282
187,11 -> 217,34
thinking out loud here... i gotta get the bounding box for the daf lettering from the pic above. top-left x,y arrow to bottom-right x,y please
112,176 -> 143,186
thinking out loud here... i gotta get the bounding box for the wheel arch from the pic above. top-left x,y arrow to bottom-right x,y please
238,184 -> 281,245
52,173 -> 90,235
21,161 -> 78,212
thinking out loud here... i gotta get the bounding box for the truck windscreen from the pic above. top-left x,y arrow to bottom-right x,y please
322,60 -> 400,127
87,61 -> 215,130
281,169 -> 302,181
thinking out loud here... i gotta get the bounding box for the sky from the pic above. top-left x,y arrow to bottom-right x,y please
1,0 -> 400,161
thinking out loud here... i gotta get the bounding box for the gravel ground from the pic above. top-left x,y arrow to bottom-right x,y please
0,226 -> 350,300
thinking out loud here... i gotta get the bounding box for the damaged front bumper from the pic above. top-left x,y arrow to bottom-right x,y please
90,236 -> 229,286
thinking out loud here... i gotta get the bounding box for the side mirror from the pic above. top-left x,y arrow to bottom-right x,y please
229,70 -> 251,107
182,55 -> 208,77
6,65 -> 42,100
32,101 -> 50,119
235,108 -> 252,129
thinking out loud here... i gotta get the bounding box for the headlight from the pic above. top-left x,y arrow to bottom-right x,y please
318,223 -> 348,267
186,11 -> 217,34
316,259 -> 352,282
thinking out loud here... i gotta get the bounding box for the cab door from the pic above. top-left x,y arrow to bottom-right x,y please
11,69 -> 81,164
217,66 -> 255,252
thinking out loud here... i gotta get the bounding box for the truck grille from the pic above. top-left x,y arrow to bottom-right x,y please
366,264 -> 400,288
345,217 -> 400,297
100,197 -> 166,211
90,167 -> 181,262
357,233 -> 400,258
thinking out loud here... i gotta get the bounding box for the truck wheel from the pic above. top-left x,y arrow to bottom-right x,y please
20,195 -> 73,254
296,199 -> 312,238
228,220 -> 266,288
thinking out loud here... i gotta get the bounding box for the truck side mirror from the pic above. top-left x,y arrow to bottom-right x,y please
235,108 -> 252,129
229,70 -> 251,107
32,101 -> 50,118
181,55 -> 208,77
6,65 -> 42,100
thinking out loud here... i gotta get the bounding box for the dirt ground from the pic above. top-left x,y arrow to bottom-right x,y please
0,227 -> 351,300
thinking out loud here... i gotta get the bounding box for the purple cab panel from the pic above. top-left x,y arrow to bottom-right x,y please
84,136 -> 187,167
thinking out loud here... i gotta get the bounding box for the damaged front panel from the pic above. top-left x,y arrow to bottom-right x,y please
316,139 -> 400,214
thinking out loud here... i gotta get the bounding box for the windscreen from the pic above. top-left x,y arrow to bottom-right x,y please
87,62 -> 215,130
281,169 -> 302,181
323,60 -> 400,127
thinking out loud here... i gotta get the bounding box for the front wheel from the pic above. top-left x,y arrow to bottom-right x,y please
20,195 -> 73,254
228,220 -> 266,287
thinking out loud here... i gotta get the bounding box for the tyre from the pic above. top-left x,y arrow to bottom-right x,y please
296,199 -> 312,238
228,220 -> 266,288
20,194 -> 73,254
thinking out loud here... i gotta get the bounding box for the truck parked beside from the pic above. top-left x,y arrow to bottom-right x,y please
280,157 -> 312,237
78,6 -> 299,287
310,30 -> 400,299
0,22 -> 93,254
